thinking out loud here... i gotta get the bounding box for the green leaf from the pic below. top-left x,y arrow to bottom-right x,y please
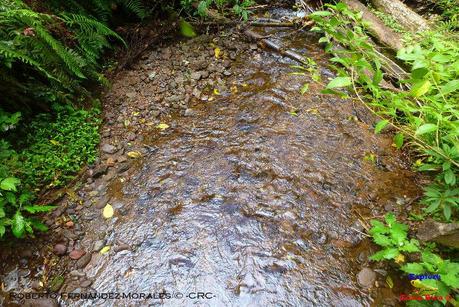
415,123 -> 437,135
0,177 -> 21,191
310,11 -> 332,17
23,205 -> 56,214
29,219 -> 48,232
374,119 -> 389,134
411,80 -> 431,97
12,211 -> 25,238
440,79 -> 459,96
443,204 -> 452,221
179,19 -> 197,38
373,233 -> 392,247
393,133 -> 404,149
0,207 -> 4,218
370,248 -> 399,260
401,263 -> 425,274
300,83 -> 309,95
326,76 -> 352,89
444,170 -> 456,186
0,224 -> 5,237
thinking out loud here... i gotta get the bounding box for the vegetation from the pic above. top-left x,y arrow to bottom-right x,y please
309,2 -> 459,303
180,0 -> 254,20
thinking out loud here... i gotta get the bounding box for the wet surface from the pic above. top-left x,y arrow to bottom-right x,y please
1,14 -> 422,307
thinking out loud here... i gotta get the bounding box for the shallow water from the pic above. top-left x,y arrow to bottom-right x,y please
1,19 -> 421,307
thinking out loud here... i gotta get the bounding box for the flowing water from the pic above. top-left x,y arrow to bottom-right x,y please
1,13 -> 422,307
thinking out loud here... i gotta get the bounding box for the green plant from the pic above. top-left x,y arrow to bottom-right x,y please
18,105 -> 101,190
369,214 -> 459,305
369,213 -> 420,262
309,2 -> 459,222
0,109 -> 55,239
0,0 -> 125,109
181,0 -> 254,20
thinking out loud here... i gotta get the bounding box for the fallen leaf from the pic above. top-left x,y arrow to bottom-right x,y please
127,151 -> 142,158
386,276 -> 394,289
156,123 -> 169,130
214,47 -> 221,58
213,89 -> 220,95
100,246 -> 110,254
50,140 -> 60,146
102,204 -> 114,219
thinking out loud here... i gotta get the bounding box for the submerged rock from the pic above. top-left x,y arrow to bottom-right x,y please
417,219 -> 459,248
357,268 -> 376,288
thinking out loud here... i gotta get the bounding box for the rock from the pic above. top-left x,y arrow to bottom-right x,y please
93,240 -> 105,252
69,270 -> 86,277
53,244 -> 67,256
69,249 -> 86,260
126,92 -> 136,99
65,221 -> 74,228
148,72 -> 156,80
184,109 -> 195,117
76,253 -> 92,269
80,279 -> 93,288
95,196 -> 109,209
190,71 -> 202,81
357,268 -> 376,288
106,157 -> 116,167
24,298 -> 58,307
101,144 -> 117,154
417,219 -> 459,248
114,244 -> 130,252
92,164 -> 108,178
31,280 -> 42,290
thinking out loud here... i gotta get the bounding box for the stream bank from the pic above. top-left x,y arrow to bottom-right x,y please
1,12 -> 424,307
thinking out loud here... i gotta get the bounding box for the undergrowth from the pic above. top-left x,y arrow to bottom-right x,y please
309,2 -> 459,304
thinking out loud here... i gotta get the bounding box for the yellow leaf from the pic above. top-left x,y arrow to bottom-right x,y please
394,254 -> 405,264
386,276 -> 394,289
50,140 -> 60,146
230,86 -> 238,94
214,47 -> 221,59
156,123 -> 169,130
213,89 -> 220,95
100,246 -> 110,254
127,151 -> 142,158
132,111 -> 140,116
102,204 -> 114,219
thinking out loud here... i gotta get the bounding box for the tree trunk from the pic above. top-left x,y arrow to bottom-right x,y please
370,0 -> 430,33
342,0 -> 404,51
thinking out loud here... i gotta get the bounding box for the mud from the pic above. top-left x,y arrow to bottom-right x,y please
1,13 -> 423,307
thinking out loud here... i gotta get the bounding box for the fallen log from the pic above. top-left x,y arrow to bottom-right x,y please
370,0 -> 431,33
342,0 -> 403,51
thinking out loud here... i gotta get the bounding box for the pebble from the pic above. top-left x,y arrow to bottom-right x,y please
357,268 -> 376,288
53,244 -> 67,256
69,249 -> 86,260
101,144 -> 117,154
24,298 -> 58,307
93,240 -> 105,252
76,253 -> 92,269
113,244 -> 130,252
80,279 -> 93,288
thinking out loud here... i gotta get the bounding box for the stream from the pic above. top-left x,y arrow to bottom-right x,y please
0,9 -> 422,307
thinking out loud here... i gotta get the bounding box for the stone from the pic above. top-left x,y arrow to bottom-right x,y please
184,109 -> 195,117
31,280 -> 42,290
114,244 -> 130,252
76,253 -> 92,269
65,221 -> 74,228
93,240 -> 105,252
92,164 -> 108,178
357,268 -> 376,288
24,298 -> 58,307
80,279 -> 93,288
106,157 -> 116,167
190,71 -> 202,81
53,243 -> 67,256
417,219 -> 459,248
69,249 -> 86,260
101,144 -> 117,154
